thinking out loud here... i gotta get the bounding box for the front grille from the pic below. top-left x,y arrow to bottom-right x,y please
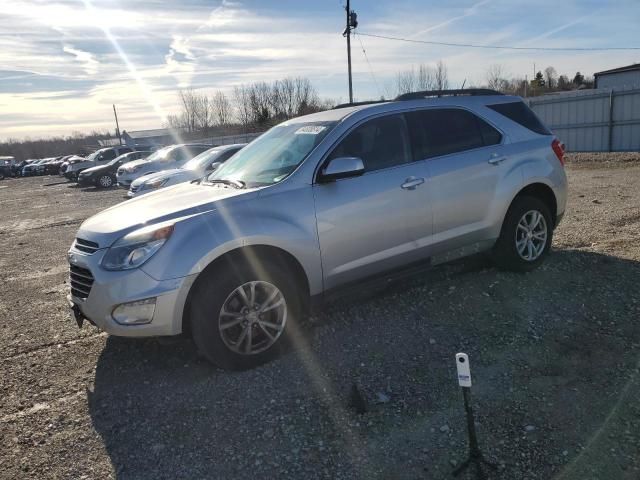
69,265 -> 94,300
130,184 -> 141,193
74,237 -> 99,254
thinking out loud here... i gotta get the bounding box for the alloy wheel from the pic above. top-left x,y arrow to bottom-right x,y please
99,175 -> 113,188
515,210 -> 548,261
218,281 -> 287,355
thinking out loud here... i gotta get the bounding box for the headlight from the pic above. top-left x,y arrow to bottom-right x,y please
101,223 -> 174,271
145,178 -> 168,189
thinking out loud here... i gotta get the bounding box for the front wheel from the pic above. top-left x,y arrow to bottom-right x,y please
190,258 -> 303,370
97,174 -> 114,188
492,196 -> 553,272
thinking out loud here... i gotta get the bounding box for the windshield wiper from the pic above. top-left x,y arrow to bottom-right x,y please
206,178 -> 246,189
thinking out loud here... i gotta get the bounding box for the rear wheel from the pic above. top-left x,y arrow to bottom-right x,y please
190,257 -> 303,370
97,174 -> 114,188
492,196 -> 553,272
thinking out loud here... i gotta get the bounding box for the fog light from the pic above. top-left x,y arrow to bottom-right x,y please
112,298 -> 156,325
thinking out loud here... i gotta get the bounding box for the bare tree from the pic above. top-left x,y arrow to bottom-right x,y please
396,67 -> 416,95
544,66 -> 557,89
416,64 -> 437,90
434,60 -> 449,90
211,91 -> 233,127
233,85 -> 252,130
486,64 -> 508,91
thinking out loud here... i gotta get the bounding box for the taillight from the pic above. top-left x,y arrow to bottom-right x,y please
551,138 -> 565,166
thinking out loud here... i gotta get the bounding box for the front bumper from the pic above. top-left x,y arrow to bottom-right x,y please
116,174 -> 134,188
77,176 -> 94,187
67,249 -> 197,337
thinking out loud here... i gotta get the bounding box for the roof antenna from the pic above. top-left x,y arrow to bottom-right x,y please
460,79 -> 467,89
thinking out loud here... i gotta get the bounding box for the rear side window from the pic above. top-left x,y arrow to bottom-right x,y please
407,108 -> 501,160
487,101 -> 551,135
329,114 -> 410,172
101,150 -> 117,161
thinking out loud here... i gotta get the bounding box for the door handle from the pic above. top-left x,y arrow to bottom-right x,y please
488,154 -> 507,165
401,177 -> 425,190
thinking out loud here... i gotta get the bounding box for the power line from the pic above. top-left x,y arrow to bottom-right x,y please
355,32 -> 382,98
357,32 -> 640,51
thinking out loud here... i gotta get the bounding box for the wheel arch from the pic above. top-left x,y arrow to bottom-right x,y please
181,244 -> 311,335
509,182 -> 558,227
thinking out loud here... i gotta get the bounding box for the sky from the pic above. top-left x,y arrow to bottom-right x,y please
0,0 -> 639,141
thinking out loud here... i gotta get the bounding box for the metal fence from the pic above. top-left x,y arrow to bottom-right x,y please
526,86 -> 640,152
198,131 -> 263,146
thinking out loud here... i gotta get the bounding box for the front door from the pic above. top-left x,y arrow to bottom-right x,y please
313,113 -> 432,290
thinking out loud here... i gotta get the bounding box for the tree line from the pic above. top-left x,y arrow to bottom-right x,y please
389,62 -> 594,98
483,64 -> 594,97
166,77 -> 334,133
0,131 -> 113,162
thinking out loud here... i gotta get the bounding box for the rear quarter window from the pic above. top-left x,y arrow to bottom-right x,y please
487,101 -> 551,135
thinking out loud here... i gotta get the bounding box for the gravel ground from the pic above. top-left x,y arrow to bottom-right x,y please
1,156 -> 640,479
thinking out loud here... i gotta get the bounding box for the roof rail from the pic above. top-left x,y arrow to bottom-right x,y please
333,99 -> 389,110
395,89 -> 503,100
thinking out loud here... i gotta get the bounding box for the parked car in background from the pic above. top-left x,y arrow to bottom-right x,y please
68,90 -> 567,370
78,150 -> 151,188
65,146 -> 134,181
22,158 -> 51,176
128,144 -> 245,197
11,159 -> 32,177
116,144 -> 211,188
59,155 -> 85,176
0,163 -> 10,180
42,156 -> 65,175
1,156 -> 16,179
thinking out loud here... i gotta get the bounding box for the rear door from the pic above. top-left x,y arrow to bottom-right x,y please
406,108 -> 504,254
313,113 -> 432,290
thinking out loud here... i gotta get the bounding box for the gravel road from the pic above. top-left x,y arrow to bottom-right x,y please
1,154 -> 639,479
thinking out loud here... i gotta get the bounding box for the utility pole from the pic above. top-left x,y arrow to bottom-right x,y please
112,104 -> 122,145
343,0 -> 358,103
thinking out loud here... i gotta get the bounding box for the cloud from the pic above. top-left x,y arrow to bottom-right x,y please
63,45 -> 99,76
0,0 -> 639,140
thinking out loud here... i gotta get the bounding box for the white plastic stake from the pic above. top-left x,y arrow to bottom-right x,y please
456,352 -> 472,387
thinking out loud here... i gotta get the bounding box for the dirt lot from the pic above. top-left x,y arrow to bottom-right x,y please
1,155 -> 640,479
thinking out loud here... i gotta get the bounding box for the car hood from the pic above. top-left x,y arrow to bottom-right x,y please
119,159 -> 149,172
78,183 -> 259,247
132,168 -> 191,186
81,164 -> 108,175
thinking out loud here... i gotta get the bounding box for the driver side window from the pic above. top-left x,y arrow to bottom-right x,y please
329,114 -> 410,173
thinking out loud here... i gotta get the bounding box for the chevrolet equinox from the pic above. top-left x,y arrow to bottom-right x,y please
67,89 -> 567,370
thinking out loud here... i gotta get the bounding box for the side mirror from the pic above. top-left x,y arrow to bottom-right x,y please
206,162 -> 221,172
319,156 -> 365,182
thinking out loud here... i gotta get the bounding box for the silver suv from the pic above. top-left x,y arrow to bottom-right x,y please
67,89 -> 567,370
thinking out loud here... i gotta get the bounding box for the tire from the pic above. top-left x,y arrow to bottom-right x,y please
97,174 -> 114,188
492,195 -> 553,272
190,256 -> 304,370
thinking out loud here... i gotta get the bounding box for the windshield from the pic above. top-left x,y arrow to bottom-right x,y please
85,149 -> 105,162
183,148 -> 223,171
143,146 -> 173,163
209,122 -> 335,187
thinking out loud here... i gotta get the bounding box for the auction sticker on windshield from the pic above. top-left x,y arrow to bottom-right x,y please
295,125 -> 326,135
